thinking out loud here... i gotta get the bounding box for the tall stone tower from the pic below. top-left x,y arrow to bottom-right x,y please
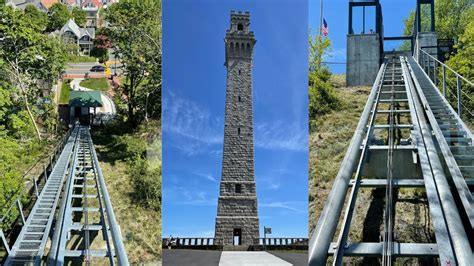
214,11 -> 259,246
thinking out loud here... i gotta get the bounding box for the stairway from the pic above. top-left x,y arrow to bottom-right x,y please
4,128 -> 79,266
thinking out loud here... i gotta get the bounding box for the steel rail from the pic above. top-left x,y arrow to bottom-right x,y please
407,57 -> 474,228
309,62 -> 387,265
87,128 -> 129,266
406,58 -> 473,265
400,56 -> 457,264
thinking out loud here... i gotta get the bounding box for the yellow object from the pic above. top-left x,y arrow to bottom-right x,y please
105,67 -> 111,76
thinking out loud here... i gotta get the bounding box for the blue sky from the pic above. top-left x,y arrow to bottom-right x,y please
309,0 -> 417,73
162,0 -> 308,238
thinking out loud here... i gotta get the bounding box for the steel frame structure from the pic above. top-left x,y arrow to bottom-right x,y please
309,54 -> 473,265
3,126 -> 128,265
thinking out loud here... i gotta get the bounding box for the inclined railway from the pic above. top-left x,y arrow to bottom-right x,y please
309,51 -> 473,265
2,126 -> 128,266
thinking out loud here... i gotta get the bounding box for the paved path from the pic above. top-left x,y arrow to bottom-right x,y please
163,249 -> 222,266
219,251 -> 291,266
162,250 -> 302,265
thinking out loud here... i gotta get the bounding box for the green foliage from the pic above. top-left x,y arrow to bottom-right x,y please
24,5 -> 48,31
105,0 -> 162,126
47,3 -> 71,32
308,34 -> 339,124
71,7 -> 86,27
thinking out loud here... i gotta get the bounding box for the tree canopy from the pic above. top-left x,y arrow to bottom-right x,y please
105,0 -> 162,126
47,3 -> 71,32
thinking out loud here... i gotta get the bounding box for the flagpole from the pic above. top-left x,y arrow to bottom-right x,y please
319,0 -> 324,37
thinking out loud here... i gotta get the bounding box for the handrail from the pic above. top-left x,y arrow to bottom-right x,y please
418,48 -> 474,86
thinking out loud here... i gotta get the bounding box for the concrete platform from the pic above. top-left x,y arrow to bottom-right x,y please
163,249 -> 306,265
219,251 -> 291,265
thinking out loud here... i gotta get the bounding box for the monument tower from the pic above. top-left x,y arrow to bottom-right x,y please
214,11 -> 259,246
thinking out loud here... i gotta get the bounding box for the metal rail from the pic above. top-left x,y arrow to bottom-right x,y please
310,55 -> 472,265
2,126 -> 128,265
416,47 -> 473,118
48,126 -> 129,266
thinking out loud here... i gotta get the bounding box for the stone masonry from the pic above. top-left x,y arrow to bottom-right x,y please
214,11 -> 260,246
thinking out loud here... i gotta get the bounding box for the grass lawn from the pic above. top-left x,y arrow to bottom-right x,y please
80,77 -> 110,92
59,81 -> 71,104
67,55 -> 97,63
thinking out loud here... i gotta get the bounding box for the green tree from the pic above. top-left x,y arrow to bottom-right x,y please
71,6 -> 86,27
0,5 -> 67,140
24,5 -> 48,31
105,0 -> 161,126
47,3 -> 70,32
308,34 -> 338,123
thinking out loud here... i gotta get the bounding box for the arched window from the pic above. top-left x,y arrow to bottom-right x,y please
241,43 -> 245,56
238,127 -> 241,135
235,42 -> 239,56
237,23 -> 243,31
246,43 -> 251,55
230,42 -> 234,55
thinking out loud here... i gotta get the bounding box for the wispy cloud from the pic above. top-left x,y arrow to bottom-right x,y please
195,172 -> 218,183
163,90 -> 223,155
254,121 -> 307,152
260,201 -> 307,213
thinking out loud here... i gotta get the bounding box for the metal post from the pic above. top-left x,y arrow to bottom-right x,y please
43,164 -> 48,180
433,60 -> 437,85
456,76 -> 462,115
17,199 -> 25,225
427,55 -> 431,81
0,230 -> 10,254
442,65 -> 446,97
33,177 -> 39,197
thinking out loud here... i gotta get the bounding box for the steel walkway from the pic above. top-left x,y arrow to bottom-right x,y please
309,55 -> 473,265
4,126 -> 128,266
4,128 -> 79,265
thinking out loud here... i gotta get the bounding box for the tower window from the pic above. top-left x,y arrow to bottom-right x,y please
237,127 -> 240,135
237,23 -> 243,31
238,95 -> 241,102
235,184 -> 242,193
238,69 -> 241,75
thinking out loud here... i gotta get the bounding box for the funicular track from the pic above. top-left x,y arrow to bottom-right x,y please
309,55 -> 474,265
4,126 -> 128,266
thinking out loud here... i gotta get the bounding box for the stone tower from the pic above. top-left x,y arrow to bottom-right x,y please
214,11 -> 259,246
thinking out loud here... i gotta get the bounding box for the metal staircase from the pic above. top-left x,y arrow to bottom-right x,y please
4,128 -> 79,265
407,56 -> 474,231
3,126 -> 129,266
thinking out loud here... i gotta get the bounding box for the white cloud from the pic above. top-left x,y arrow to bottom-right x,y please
254,121 -> 307,152
260,201 -> 307,213
163,90 -> 223,155
194,172 -> 218,183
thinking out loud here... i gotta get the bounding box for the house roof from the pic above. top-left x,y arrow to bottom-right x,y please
60,19 -> 95,39
40,0 -> 58,9
81,0 -> 101,8
69,90 -> 103,108
7,0 -> 48,11
61,19 -> 81,37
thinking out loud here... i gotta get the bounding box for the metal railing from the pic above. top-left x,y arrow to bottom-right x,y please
0,130 -> 71,256
163,238 -> 216,246
258,238 -> 308,246
416,47 -> 473,119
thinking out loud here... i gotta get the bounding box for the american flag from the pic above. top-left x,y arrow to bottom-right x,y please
322,19 -> 328,36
